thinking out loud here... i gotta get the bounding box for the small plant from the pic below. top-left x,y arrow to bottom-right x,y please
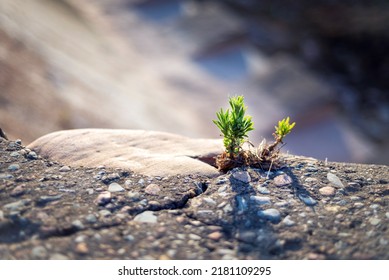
213,96 -> 295,172
213,95 -> 254,158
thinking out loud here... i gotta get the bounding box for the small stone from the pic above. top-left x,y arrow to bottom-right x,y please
319,186 -> 336,196
369,218 -> 381,226
95,191 -> 111,206
31,246 -> 47,259
108,182 -> 124,192
258,208 -> 281,224
0,173 -> 14,180
304,177 -> 318,183
250,196 -> 271,205
8,164 -> 20,171
3,199 -> 31,212
274,174 -> 293,186
385,212 -> 389,219
134,211 -> 157,223
236,196 -> 248,213
59,166 -> 71,172
85,214 -> 97,223
189,234 -> 201,240
99,209 -> 111,217
232,171 -> 251,183
345,182 -> 361,192
127,191 -> 141,201
274,201 -> 289,207
49,253 -> 69,260
353,202 -> 364,209
75,235 -> 86,243
26,151 -> 38,160
10,151 -> 20,157
208,231 -> 222,241
11,185 -> 25,197
124,235 -> 135,242
72,220 -> 85,230
327,172 -> 344,188
0,210 -> 4,221
37,195 -> 62,205
75,243 -> 89,254
138,178 -> 145,185
203,197 -> 216,205
305,166 -> 318,172
237,231 -> 257,243
257,186 -> 270,194
145,184 -> 161,195
176,216 -> 185,223
282,215 -> 295,226
298,194 -> 317,206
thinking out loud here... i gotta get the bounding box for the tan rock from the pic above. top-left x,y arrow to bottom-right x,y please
27,129 -> 223,177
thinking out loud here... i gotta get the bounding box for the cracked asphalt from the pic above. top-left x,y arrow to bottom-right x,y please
1,137 -> 388,259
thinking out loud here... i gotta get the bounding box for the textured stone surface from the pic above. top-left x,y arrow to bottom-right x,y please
28,129 -> 223,177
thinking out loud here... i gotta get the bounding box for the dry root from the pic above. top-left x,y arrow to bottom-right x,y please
215,144 -> 282,172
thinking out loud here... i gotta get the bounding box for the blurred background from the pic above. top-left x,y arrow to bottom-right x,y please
0,0 -> 388,164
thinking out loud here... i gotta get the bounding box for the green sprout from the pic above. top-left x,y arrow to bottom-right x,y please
275,117 -> 296,142
213,95 -> 254,158
213,95 -> 296,172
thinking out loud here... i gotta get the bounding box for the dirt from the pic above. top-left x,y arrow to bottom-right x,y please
0,136 -> 388,259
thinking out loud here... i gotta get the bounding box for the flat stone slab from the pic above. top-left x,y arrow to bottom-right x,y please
27,129 -> 223,177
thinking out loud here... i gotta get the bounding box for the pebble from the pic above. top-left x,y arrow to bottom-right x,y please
38,195 -> 62,205
72,220 -> 85,230
236,196 -> 248,212
10,151 -> 20,157
237,231 -> 257,243
189,234 -> 201,240
369,218 -> 381,226
305,166 -> 318,172
208,231 -> 222,241
31,246 -> 47,259
203,197 -> 216,206
108,182 -> 124,192
282,215 -> 295,226
49,253 -> 69,260
257,186 -> 270,194
127,191 -> 141,201
85,214 -> 97,223
124,235 -> 135,242
386,212 -> 389,219
99,209 -> 111,217
134,211 -> 157,223
26,151 -> 38,160
216,177 -> 228,185
3,199 -> 31,212
298,194 -> 317,206
353,202 -> 364,209
258,208 -> 281,223
304,177 -> 318,184
274,174 -> 293,186
274,201 -> 289,207
75,243 -> 89,254
11,185 -> 25,197
250,196 -> 271,205
8,164 -> 20,171
345,182 -> 361,192
319,186 -> 336,196
232,171 -> 251,183
59,166 -> 71,172
327,172 -> 344,188
0,210 -> 3,221
0,173 -> 14,180
145,184 -> 161,195
95,191 -> 111,206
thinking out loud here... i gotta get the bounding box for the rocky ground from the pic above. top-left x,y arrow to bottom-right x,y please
0,135 -> 388,260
